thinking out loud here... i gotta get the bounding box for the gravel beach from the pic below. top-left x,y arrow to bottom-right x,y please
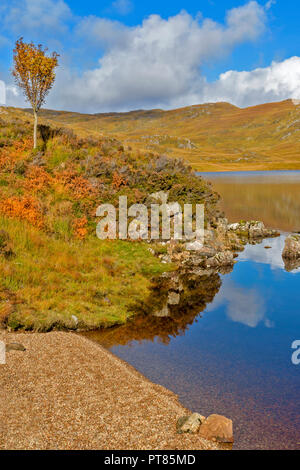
0,331 -> 220,450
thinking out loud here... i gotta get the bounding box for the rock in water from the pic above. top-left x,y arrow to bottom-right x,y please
282,234 -> 300,260
199,414 -> 234,443
228,220 -> 279,239
205,251 -> 234,268
176,413 -> 205,434
6,343 -> 26,352
283,258 -> 300,272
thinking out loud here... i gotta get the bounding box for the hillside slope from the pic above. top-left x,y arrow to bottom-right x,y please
0,107 -> 220,330
21,99 -> 300,171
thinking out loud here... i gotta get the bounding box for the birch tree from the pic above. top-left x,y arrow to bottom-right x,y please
12,38 -> 59,149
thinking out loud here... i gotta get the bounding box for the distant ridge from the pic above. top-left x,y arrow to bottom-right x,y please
14,99 -> 300,171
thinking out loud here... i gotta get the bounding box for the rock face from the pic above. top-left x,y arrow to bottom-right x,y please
176,413 -> 205,434
282,234 -> 300,260
199,414 -> 234,444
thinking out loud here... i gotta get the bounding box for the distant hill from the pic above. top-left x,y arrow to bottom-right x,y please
18,99 -> 300,171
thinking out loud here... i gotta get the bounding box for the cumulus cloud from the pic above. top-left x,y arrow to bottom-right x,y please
203,57 -> 300,107
2,0 -> 299,112
239,236 -> 285,269
239,235 -> 300,273
206,279 -> 269,328
46,2 -> 267,112
0,81 -> 6,105
1,0 -> 72,36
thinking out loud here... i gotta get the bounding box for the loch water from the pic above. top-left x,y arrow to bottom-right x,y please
85,171 -> 300,450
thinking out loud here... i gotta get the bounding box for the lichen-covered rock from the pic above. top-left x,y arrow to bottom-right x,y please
199,414 -> 234,443
176,413 -> 205,434
282,234 -> 300,260
205,251 -> 234,268
228,221 -> 279,240
185,240 -> 204,251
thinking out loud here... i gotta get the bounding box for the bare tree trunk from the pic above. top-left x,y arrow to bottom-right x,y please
33,110 -> 38,149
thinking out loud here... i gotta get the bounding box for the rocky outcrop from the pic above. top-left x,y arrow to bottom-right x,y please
228,220 -> 280,241
177,412 -> 234,444
151,217 -> 280,278
205,251 -> 234,268
282,234 -> 300,260
159,217 -> 279,273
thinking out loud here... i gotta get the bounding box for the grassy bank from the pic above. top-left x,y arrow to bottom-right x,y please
0,108 -> 219,330
0,216 -> 169,331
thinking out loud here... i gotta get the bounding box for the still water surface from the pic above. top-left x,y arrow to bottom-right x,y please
201,170 -> 300,233
85,171 -> 300,450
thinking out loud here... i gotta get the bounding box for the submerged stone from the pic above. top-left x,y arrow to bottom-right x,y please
199,414 -> 234,443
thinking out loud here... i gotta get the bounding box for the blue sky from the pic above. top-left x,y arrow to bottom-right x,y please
69,0 -> 299,77
0,0 -> 300,112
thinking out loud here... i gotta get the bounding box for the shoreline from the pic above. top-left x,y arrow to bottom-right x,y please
194,166 -> 300,172
0,330 -> 222,450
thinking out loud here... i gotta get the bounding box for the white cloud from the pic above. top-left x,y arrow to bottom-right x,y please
46,2 -> 267,112
0,81 -> 6,105
203,56 -> 300,108
75,16 -> 129,50
239,235 -> 300,273
112,0 -> 133,15
3,0 -> 299,113
239,236 -> 285,269
206,279 -> 268,328
225,286 -> 266,328
1,0 -> 72,36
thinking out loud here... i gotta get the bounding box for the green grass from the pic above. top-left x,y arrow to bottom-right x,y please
0,216 -> 172,331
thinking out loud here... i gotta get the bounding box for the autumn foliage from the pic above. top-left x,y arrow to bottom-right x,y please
73,217 -> 88,239
55,169 -> 96,200
112,171 -> 127,189
0,109 -> 219,243
0,196 -> 44,229
25,166 -> 52,192
12,39 -> 59,148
